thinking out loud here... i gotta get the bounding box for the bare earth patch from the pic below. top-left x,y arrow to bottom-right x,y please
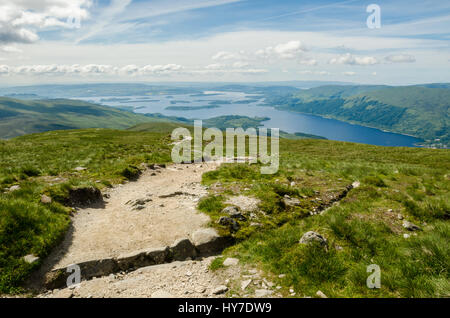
44,162 -> 222,270
225,195 -> 261,212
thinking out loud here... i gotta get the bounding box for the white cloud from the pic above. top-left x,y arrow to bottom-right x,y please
255,40 -> 307,60
138,64 -> 183,75
299,58 -> 317,66
0,45 -> 22,53
212,51 -> 239,61
190,68 -> 268,75
0,64 -> 10,74
0,0 -> 92,44
384,54 -> 416,63
342,71 -> 356,76
205,63 -> 224,70
0,63 -> 184,77
298,70 -> 330,76
232,61 -> 249,68
329,53 -> 378,66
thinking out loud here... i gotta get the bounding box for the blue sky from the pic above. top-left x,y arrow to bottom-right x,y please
0,0 -> 449,85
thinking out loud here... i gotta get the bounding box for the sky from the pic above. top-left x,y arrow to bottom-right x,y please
0,0 -> 449,85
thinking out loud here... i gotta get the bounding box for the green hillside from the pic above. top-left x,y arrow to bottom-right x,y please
0,97 -> 165,139
0,127 -> 448,297
267,85 -> 449,147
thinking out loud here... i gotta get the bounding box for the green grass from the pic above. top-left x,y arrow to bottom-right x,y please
199,139 -> 450,297
0,97 -> 178,139
0,126 -> 448,297
267,85 -> 450,147
0,128 -> 173,293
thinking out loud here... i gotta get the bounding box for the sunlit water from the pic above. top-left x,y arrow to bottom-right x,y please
80,91 -> 423,147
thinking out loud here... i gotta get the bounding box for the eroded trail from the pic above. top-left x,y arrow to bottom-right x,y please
33,161 -> 246,298
55,162 -> 218,267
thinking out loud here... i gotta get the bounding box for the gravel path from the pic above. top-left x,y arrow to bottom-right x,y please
39,257 -> 242,298
33,160 -> 283,298
54,162 -> 220,268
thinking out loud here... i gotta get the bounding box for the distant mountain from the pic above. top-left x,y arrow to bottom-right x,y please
266,84 -> 449,147
0,83 -> 202,98
0,81 -> 354,99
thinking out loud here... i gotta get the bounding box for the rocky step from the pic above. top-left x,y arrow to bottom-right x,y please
45,228 -> 232,290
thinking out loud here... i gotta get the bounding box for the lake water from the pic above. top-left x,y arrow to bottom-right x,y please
81,91 -> 423,147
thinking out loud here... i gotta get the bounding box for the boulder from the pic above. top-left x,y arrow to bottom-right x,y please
402,221 -> 421,231
9,185 -> 20,192
218,216 -> 240,232
45,258 -> 118,290
283,195 -> 301,207
241,279 -> 252,290
146,247 -> 171,265
222,206 -> 246,221
299,231 -> 328,248
223,257 -> 239,267
170,238 -> 197,261
192,228 -> 231,256
316,290 -> 328,298
352,181 -> 360,188
23,254 -> 39,264
68,187 -> 103,207
41,194 -> 52,204
212,285 -> 228,295
115,247 -> 171,267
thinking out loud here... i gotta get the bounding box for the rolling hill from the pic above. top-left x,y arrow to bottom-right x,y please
0,97 -> 180,139
266,85 -> 449,147
0,127 -> 448,296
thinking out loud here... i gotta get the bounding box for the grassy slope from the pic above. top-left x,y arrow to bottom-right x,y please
280,85 -> 450,145
0,128 -> 173,293
199,140 -> 450,297
0,97 -> 167,139
352,87 -> 450,142
0,125 -> 448,297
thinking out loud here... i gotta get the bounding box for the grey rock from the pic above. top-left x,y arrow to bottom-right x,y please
192,228 -> 218,245
299,231 -> 328,248
218,216 -> 240,232
170,238 -> 197,261
41,194 -> 52,204
283,195 -> 301,207
222,206 -> 246,220
352,181 -> 360,188
68,187 -> 103,207
23,254 -> 39,264
223,257 -> 239,266
241,279 -> 252,290
255,289 -> 273,297
403,221 -> 421,231
192,228 -> 230,256
9,185 -> 20,192
212,285 -> 228,295
74,166 -> 87,171
316,290 -> 327,298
